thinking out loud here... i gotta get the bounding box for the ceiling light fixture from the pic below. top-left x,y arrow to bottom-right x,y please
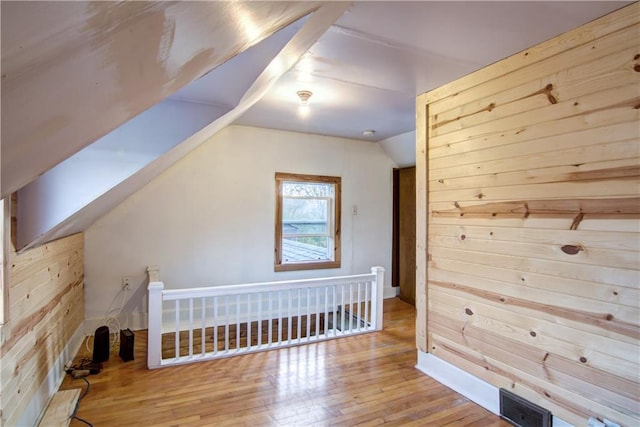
297,90 -> 313,105
362,130 -> 376,136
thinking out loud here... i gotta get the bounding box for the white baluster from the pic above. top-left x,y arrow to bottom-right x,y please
306,288 -> 311,339
257,293 -> 262,347
332,285 -> 337,336
201,297 -> 206,355
356,282 -> 362,332
340,284 -> 345,333
268,292 -> 273,346
224,295 -> 229,352
247,293 -> 252,350
277,290 -> 282,345
315,287 -> 320,338
188,298 -> 194,357
324,287 -> 329,337
364,282 -> 370,330
213,296 -> 218,354
297,288 -> 302,342
175,300 -> 180,359
236,294 -> 240,351
287,289 -> 292,344
348,283 -> 353,333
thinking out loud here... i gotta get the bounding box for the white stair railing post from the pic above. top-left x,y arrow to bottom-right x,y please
370,266 -> 385,330
147,266 -> 164,369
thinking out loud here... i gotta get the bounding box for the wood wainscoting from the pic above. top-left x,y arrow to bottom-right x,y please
416,3 -> 639,426
60,298 -> 509,426
0,232 -> 84,426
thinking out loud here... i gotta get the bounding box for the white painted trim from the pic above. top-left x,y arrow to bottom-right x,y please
84,312 -> 148,334
416,351 -> 500,415
18,323 -> 85,427
384,286 -> 400,299
415,351 -> 574,427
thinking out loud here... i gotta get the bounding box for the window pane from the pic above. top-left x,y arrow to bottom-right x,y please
282,181 -> 333,198
282,198 -> 328,235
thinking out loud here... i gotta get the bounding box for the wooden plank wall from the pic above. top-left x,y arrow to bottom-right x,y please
0,232 -> 84,426
416,4 -> 639,426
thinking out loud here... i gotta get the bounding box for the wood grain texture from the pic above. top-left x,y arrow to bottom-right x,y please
38,389 -> 81,427
0,233 -> 84,426
429,25 -> 640,132
418,4 -> 640,426
60,298 -> 510,427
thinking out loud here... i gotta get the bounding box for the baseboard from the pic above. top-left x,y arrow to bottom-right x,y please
384,286 -> 399,299
84,311 -> 148,334
415,351 -> 574,427
416,351 -> 500,415
19,323 -> 85,427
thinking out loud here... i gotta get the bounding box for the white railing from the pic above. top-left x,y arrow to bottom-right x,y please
147,266 -> 385,369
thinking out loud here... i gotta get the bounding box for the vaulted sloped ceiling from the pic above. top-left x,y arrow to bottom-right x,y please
1,1 -> 323,198
14,2 -> 352,250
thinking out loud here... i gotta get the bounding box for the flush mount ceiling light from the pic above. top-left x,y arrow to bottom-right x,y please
362,130 -> 376,136
296,90 -> 313,105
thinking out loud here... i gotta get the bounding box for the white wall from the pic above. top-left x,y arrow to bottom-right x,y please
84,125 -> 395,331
379,130 -> 416,168
17,99 -> 227,249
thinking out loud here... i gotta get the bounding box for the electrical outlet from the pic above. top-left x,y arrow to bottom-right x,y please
122,276 -> 130,290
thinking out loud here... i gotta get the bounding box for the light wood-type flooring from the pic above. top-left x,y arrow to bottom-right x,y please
60,298 -> 510,426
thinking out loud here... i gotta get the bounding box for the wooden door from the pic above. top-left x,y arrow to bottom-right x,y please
392,167 -> 416,305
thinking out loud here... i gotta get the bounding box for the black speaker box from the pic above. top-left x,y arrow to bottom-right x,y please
119,329 -> 135,362
92,326 -> 110,363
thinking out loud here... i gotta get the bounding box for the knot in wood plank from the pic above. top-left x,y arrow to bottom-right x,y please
561,244 -> 584,255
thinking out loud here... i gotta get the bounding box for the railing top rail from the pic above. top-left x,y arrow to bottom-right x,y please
161,272 -> 376,301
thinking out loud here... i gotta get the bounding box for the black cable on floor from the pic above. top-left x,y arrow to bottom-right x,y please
70,376 -> 94,427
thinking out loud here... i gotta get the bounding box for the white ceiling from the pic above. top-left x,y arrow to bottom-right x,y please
173,1 -> 631,142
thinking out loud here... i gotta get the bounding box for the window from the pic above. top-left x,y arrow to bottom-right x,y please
275,173 -> 341,271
